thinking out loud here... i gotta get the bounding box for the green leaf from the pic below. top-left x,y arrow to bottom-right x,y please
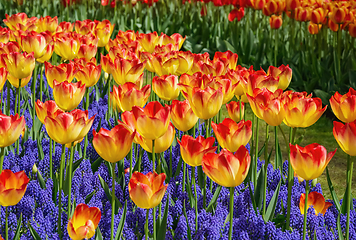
13,213 -> 22,240
337,213 -> 345,240
206,185 -> 222,213
95,227 -> 103,240
85,190 -> 96,204
157,195 -> 170,239
173,156 -> 183,179
98,174 -> 122,213
185,167 -> 195,208
326,167 -> 341,212
91,156 -> 103,173
263,179 -> 281,222
37,168 -> 46,189
254,167 -> 265,211
182,201 -> 192,240
29,224 -> 42,240
114,200 -> 127,240
248,183 -> 258,215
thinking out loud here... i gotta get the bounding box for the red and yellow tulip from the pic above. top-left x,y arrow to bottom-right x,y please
170,99 -> 199,132
35,100 -> 64,124
333,120 -> 356,156
330,88 -> 356,123
45,61 -> 77,89
0,170 -> 29,206
0,111 -> 26,148
53,80 -> 86,112
299,191 -> 332,215
152,74 -> 180,101
111,83 -> 150,112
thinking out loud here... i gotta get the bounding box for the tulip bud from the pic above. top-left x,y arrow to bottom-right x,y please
269,15 -> 283,29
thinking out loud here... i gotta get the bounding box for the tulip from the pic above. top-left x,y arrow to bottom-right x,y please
3,13 -> 37,31
183,86 -> 223,120
269,15 -> 283,29
95,21 -> 115,47
212,119 -> 252,153
2,52 -> 35,79
45,61 -> 77,89
202,146 -> 250,187
54,34 -> 80,60
36,16 -> 58,33
0,42 -> 20,55
213,51 -> 238,71
77,43 -> 97,60
53,80 -> 86,112
67,203 -> 101,240
330,88 -> 356,123
129,171 -> 168,209
170,99 -> 199,132
308,22 -> 322,35
131,101 -> 170,140
0,169 -> 29,206
111,83 -> 150,112
330,7 -> 348,24
349,23 -> 356,38
0,111 -> 26,148
226,101 -> 244,122
75,62 -> 101,88
0,68 -> 7,92
283,91 -> 326,128
289,143 -> 335,181
0,28 -> 10,44
110,58 -> 145,85
36,44 -> 54,63
247,88 -> 285,126
152,75 -> 180,101
299,191 -> 332,215
333,120 -> 356,156
267,64 -> 292,90
92,123 -> 135,163
177,135 -> 216,167
137,32 -> 160,53
20,31 -> 49,59
136,122 -> 175,153
244,73 -> 279,97
311,8 -> 325,24
295,6 -> 310,22
6,73 -> 32,88
151,54 -> 180,76
35,100 -> 64,124
44,109 -> 95,145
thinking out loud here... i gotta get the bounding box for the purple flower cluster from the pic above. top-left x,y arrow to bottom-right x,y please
0,75 -> 355,239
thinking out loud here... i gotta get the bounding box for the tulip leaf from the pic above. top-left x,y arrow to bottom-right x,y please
36,135 -> 44,161
173,156 -> 183,179
29,223 -> 41,240
114,200 -> 127,240
337,213 -> 345,240
186,167 -> 195,208
13,213 -> 22,240
182,200 -> 193,240
275,141 -> 283,175
73,157 -> 84,173
263,179 -> 281,222
95,227 -> 103,240
157,195 -> 170,240
98,174 -> 122,212
254,167 -> 265,211
37,168 -> 46,189
248,183 -> 258,216
326,167 -> 341,212
206,185 -> 222,213
91,156 -> 103,173
52,173 -> 59,203
197,166 -> 204,189
85,190 -> 96,204
160,152 -> 171,181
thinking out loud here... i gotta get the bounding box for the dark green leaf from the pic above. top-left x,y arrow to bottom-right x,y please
264,179 -> 281,222
37,168 -> 46,189
13,213 -> 22,240
98,174 -> 122,212
95,227 -> 103,240
85,190 -> 96,204
114,200 -> 127,240
206,185 -> 222,213
157,195 -> 170,239
29,224 -> 41,240
326,167 -> 341,212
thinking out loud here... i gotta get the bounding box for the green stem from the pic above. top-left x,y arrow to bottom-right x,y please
17,81 -> 21,114
203,118 -> 211,209
251,115 -> 255,183
6,82 -> 10,115
346,155 -> 354,240
49,139 -> 53,179
302,180 -> 309,240
274,29 -> 278,66
5,206 -> 8,240
39,65 -> 44,102
239,99 -> 242,121
83,88 -> 90,159
152,139 -> 155,172
153,206 -> 156,240
182,162 -> 186,193
286,127 -> 297,229
169,144 -> 172,178
145,209 -> 149,240
192,166 -> 198,231
111,162 -> 115,240
274,126 -> 279,170
67,143 -> 74,218
262,123 -> 269,216
32,64 -> 38,132
58,144 -> 66,240
129,146 -> 133,179
0,147 -> 4,173
254,118 -> 259,185
0,89 -> 3,111
229,187 -> 234,240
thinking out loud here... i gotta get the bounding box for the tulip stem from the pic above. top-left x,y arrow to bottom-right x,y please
111,162 -> 115,240
254,118 -> 259,185
274,29 -> 278,67
49,139 -> 53,179
0,89 -> 3,111
153,207 -> 156,240
67,143 -> 74,218
262,123 -> 269,217
83,88 -> 90,159
145,209 -> 149,240
0,147 -> 4,173
239,99 -> 242,121
58,144 -> 66,240
286,127 -> 297,229
6,82 -> 10,115
203,119 -> 211,209
346,155 -> 354,240
39,65 -> 44,102
182,162 -> 186,193
17,80 -> 21,115
274,126 -> 279,170
129,146 -> 133,179
152,139 -> 155,172
32,64 -> 38,136
5,206 -> 8,240
229,187 -> 234,240
302,180 -> 309,240
192,166 -> 198,231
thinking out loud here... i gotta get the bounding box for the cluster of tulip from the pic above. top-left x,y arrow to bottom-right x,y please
0,11 -> 355,240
